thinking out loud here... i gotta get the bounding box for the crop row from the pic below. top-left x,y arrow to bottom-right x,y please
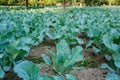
0,6 -> 120,80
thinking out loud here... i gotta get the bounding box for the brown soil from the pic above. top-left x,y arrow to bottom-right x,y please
83,49 -> 106,67
38,64 -> 108,80
29,39 -> 56,58
38,64 -> 56,75
3,71 -> 22,80
70,68 -> 107,80
29,45 -> 56,57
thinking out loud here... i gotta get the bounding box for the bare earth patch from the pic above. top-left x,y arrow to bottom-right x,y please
38,64 -> 108,80
3,71 -> 22,80
38,64 -> 56,75
38,64 -> 107,80
70,68 -> 107,80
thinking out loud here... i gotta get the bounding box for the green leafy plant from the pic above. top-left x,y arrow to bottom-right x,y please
14,60 -> 76,80
103,29 -> 120,68
14,60 -> 59,80
42,39 -> 83,75
14,60 -> 42,80
101,63 -> 120,80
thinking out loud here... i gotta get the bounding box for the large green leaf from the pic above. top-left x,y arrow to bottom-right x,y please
5,41 -> 19,59
41,75 -> 55,80
103,34 -> 119,51
101,63 -> 114,73
103,34 -> 120,68
112,52 -> 120,68
14,61 -> 41,80
106,72 -> 120,80
48,50 -> 57,65
64,46 -> 83,67
101,63 -> 120,80
101,63 -> 120,79
56,39 -> 70,62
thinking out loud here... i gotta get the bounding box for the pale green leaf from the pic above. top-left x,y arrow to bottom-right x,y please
54,76 -> 64,80
42,54 -> 52,65
75,37 -> 83,44
72,66 -> 84,70
93,46 -> 100,53
86,40 -> 94,48
0,66 -> 4,78
106,72 -> 120,80
105,55 -> 111,61
65,74 -> 76,80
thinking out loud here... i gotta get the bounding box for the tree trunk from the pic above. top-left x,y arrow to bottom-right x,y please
63,0 -> 66,11
26,0 -> 28,7
73,0 -> 77,6
109,3 -> 111,6
19,0 -> 22,7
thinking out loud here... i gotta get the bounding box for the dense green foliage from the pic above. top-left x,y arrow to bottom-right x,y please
0,6 -> 120,79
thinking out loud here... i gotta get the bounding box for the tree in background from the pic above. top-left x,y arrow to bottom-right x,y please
47,0 -> 56,5
72,0 -> 77,5
56,0 -> 66,10
36,0 -> 56,6
18,0 -> 25,6
63,0 -> 66,10
8,0 -> 13,5
107,0 -> 115,6
116,0 -> 120,5
0,0 -> 8,5
29,0 -> 37,6
84,0 -> 92,6
26,0 -> 28,7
